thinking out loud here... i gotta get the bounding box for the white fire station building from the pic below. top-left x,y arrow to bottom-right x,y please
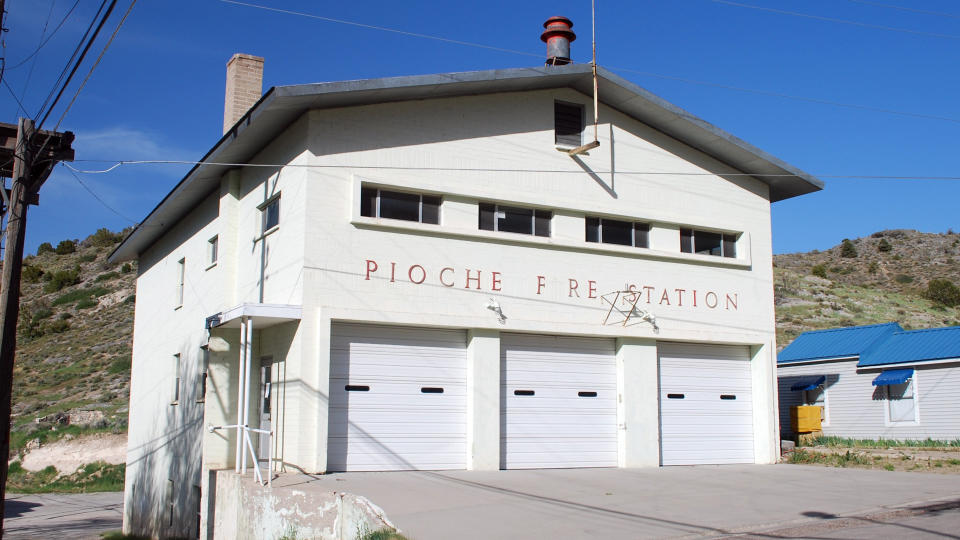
111,44 -> 821,537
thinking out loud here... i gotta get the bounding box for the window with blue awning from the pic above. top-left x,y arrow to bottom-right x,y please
790,375 -> 825,391
872,368 -> 914,386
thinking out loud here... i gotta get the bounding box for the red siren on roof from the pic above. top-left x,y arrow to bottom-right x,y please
541,16 -> 576,66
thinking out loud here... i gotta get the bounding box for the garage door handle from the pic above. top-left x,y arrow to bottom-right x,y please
667,393 -> 685,399
578,391 -> 598,397
421,387 -> 444,394
514,390 -> 535,396
345,385 -> 370,392
720,394 -> 736,400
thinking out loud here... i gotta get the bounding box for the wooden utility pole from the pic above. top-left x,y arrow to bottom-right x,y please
0,118 -> 73,537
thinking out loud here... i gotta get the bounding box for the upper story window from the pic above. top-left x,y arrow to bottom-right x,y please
361,187 -> 440,225
555,101 -> 584,148
207,236 -> 218,265
479,203 -> 551,237
172,353 -> 181,405
586,217 -> 649,248
260,195 -> 280,232
680,228 -> 737,258
175,258 -> 185,308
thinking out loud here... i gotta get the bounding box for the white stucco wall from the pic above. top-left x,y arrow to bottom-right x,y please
128,85 -> 788,537
295,89 -> 779,470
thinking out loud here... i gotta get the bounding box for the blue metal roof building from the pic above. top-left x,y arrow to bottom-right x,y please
777,323 -> 902,364
858,326 -> 960,367
778,322 -> 960,441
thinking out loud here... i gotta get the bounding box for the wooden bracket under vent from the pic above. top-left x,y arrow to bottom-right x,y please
566,140 -> 600,156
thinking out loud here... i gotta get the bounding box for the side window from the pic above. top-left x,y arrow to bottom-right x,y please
175,258 -> 185,307
172,353 -> 181,404
803,387 -> 827,425
555,101 -> 583,148
260,196 -> 280,232
360,187 -> 440,225
887,379 -> 917,423
586,217 -> 649,248
479,203 -> 550,237
680,228 -> 737,258
207,236 -> 218,265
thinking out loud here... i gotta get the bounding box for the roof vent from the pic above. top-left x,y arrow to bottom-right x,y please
541,16 -> 576,66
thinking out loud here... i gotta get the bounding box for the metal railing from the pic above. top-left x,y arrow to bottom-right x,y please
208,423 -> 273,487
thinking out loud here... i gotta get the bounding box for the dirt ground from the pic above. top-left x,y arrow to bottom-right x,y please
793,445 -> 960,473
18,433 -> 126,474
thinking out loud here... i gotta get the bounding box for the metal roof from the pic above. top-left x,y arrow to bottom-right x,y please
109,64 -> 824,262
858,326 -> 960,367
777,323 -> 902,364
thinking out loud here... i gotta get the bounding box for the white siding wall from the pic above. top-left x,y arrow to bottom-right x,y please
778,360 -> 960,440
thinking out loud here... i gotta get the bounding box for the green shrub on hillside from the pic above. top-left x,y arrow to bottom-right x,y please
52,287 -> 109,306
868,261 -> 878,274
88,228 -> 121,248
811,264 -> 828,278
121,263 -> 132,274
877,238 -> 892,252
95,272 -> 119,282
22,264 -> 44,283
926,279 -> 960,307
43,268 -> 81,293
55,240 -> 76,255
36,242 -> 54,256
894,274 -> 914,284
78,253 -> 97,263
840,238 -> 858,258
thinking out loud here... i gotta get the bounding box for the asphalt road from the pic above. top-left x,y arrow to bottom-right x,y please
3,491 -> 123,540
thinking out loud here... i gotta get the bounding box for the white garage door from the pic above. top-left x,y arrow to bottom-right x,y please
659,342 -> 754,466
328,323 -> 467,471
501,334 -> 617,469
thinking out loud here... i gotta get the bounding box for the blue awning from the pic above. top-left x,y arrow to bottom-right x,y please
872,368 -> 914,386
790,375 -> 826,391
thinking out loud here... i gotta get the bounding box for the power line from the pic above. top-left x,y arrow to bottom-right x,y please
62,164 -> 137,224
64,160 -> 960,182
6,0 -> 81,70
710,0 -> 960,40
221,1 -> 960,127
845,0 -> 960,20
1,78 -> 29,116
14,0 -> 60,117
605,66 -> 960,125
219,0 -> 542,59
50,0 -> 136,132
36,0 -> 117,130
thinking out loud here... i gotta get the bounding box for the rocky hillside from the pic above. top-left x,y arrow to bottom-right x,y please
10,229 -> 135,457
774,229 -> 960,347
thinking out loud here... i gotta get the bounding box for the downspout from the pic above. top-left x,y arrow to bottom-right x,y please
235,316 -> 247,473
241,317 -> 254,474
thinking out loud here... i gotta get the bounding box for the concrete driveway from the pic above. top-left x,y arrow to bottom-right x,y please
3,492 -> 123,540
289,464 -> 960,539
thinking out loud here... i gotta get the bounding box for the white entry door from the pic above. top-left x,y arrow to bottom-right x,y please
328,323 -> 467,471
658,342 -> 754,465
500,333 -> 618,469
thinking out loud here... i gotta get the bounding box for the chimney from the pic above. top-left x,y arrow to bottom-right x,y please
223,53 -> 264,134
540,16 -> 576,66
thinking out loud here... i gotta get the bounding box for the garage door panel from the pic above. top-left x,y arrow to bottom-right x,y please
501,334 -> 617,469
328,323 -> 467,471
659,343 -> 754,466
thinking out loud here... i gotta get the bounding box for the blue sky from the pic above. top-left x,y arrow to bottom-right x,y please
2,0 -> 959,255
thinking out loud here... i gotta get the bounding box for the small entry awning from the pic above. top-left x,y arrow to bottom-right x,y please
790,375 -> 825,391
872,368 -> 913,387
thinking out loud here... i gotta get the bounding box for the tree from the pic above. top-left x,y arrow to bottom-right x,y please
926,279 -> 960,307
55,240 -> 76,255
840,238 -> 858,258
877,238 -> 892,252
36,242 -> 54,256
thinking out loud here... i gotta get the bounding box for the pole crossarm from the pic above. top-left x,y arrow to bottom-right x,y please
0,121 -> 75,187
